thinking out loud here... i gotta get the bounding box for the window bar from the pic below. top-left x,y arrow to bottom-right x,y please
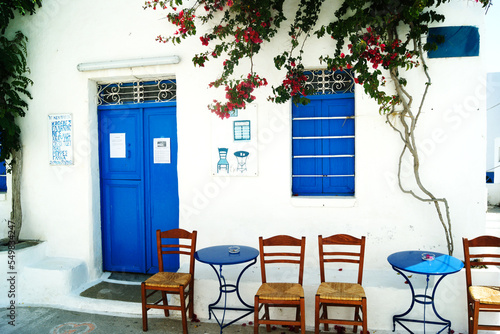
292,175 -> 355,177
292,116 -> 353,120
292,136 -> 354,139
293,155 -> 355,158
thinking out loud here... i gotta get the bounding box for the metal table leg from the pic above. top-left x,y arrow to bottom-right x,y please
392,266 -> 451,334
207,258 -> 256,333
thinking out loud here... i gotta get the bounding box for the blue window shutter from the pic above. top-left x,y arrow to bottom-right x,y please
322,98 -> 354,195
428,26 -> 479,58
292,101 -> 322,194
0,141 -> 5,192
292,95 -> 355,196
0,162 -> 6,192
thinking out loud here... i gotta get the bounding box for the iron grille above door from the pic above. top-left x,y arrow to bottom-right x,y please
97,79 -> 176,105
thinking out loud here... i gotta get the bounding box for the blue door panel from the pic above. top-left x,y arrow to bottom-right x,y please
322,138 -> 355,155
322,98 -> 355,117
292,99 -> 321,118
323,156 -> 355,175
323,176 -> 355,195
292,176 -> 322,194
292,119 -> 321,137
99,109 -> 143,180
323,119 -> 354,136
144,107 -> 179,273
99,103 -> 179,274
101,179 -> 145,273
293,138 -> 322,156
293,157 -> 322,175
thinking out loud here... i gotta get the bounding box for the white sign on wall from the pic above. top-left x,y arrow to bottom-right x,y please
211,104 -> 258,176
48,114 -> 73,165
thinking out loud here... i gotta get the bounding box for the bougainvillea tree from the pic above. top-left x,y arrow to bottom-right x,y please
144,0 -> 491,255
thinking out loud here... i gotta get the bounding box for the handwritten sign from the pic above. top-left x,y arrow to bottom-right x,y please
48,114 -> 73,165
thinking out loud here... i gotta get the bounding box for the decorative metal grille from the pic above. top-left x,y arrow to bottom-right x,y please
304,70 -> 354,95
97,79 -> 176,105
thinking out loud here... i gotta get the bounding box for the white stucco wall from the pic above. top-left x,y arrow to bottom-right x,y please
2,0 -> 492,331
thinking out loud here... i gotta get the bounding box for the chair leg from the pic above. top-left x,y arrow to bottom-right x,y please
467,299 -> 473,334
141,283 -> 148,331
264,304 -> 271,332
161,291 -> 169,317
323,304 -> 329,331
315,296 -> 320,334
300,297 -> 306,334
188,282 -> 194,319
353,305 -> 360,333
362,298 -> 368,334
472,300 -> 479,334
254,295 -> 259,334
180,288 -> 188,334
295,304 -> 301,328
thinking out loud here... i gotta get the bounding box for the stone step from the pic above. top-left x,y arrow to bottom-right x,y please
19,256 -> 88,304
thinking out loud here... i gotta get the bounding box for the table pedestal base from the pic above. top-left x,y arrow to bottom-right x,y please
392,268 -> 452,334
207,259 -> 256,333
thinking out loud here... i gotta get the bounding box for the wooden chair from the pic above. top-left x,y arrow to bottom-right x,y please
462,235 -> 500,334
315,234 -> 367,334
141,229 -> 197,333
254,235 -> 306,334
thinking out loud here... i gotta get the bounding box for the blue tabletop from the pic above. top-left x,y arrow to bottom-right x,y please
387,251 -> 464,275
195,245 -> 259,265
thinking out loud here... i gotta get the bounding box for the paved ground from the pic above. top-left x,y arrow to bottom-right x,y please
0,306 -> 324,334
0,273 -> 402,334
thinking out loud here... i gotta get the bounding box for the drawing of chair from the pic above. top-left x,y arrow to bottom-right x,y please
234,151 -> 249,172
217,148 -> 229,173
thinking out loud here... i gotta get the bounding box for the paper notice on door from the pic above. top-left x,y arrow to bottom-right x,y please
110,133 -> 126,158
154,138 -> 170,164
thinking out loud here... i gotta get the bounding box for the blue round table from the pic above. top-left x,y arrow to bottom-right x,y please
387,251 -> 464,334
195,245 -> 259,333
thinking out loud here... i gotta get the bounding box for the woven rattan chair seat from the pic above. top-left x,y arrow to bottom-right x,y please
144,272 -> 191,288
469,285 -> 500,305
256,282 -> 304,301
317,282 -> 365,301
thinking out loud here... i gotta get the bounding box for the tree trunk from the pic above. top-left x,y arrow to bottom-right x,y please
9,148 -> 22,243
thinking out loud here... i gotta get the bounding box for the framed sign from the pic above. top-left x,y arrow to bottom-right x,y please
48,114 -> 73,165
211,104 -> 258,176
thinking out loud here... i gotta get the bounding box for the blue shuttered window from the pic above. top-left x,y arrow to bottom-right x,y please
0,143 -> 6,192
0,162 -> 6,193
292,94 -> 355,196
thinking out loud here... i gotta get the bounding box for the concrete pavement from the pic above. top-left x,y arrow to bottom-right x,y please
0,305 -> 324,334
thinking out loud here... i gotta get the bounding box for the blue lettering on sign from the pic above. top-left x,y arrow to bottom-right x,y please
50,118 -> 72,164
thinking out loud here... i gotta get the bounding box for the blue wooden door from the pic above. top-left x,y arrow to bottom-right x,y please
99,103 -> 179,274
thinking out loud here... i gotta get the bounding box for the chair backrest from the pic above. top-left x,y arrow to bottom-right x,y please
318,234 -> 366,285
259,235 -> 306,284
156,229 -> 197,274
218,148 -> 228,159
463,235 -> 500,288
